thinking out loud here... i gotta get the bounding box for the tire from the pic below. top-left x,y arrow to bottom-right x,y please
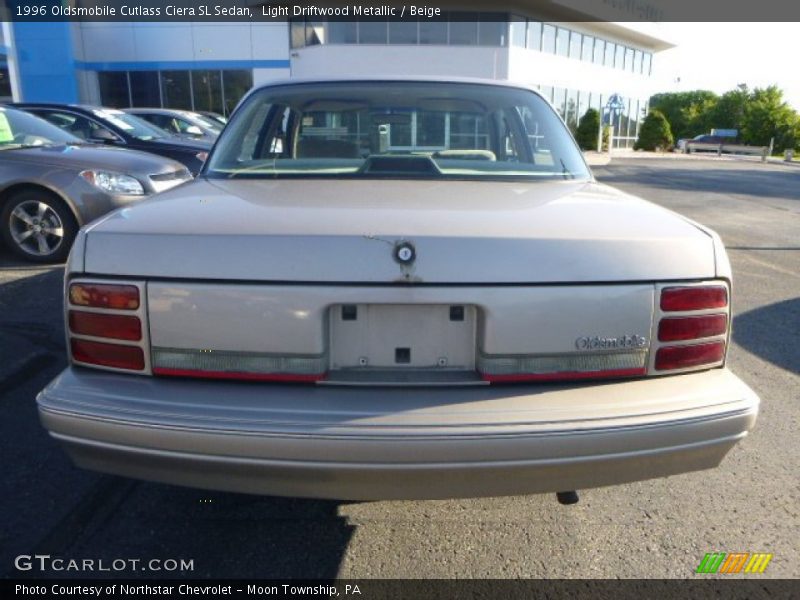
0,189 -> 78,263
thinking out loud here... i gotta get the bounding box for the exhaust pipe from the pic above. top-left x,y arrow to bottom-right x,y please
556,491 -> 579,505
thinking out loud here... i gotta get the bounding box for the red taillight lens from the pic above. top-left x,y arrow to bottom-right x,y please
658,314 -> 728,342
69,310 -> 142,341
71,339 -> 145,371
69,283 -> 139,310
660,286 -> 727,311
655,342 -> 725,371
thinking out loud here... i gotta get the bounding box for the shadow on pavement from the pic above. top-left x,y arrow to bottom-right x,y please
733,297 -> 800,374
597,165 -> 800,201
33,481 -> 357,579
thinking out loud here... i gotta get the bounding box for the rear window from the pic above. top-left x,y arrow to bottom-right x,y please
205,81 -> 590,181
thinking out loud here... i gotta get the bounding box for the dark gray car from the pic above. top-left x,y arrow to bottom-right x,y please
124,108 -> 223,142
0,106 -> 191,262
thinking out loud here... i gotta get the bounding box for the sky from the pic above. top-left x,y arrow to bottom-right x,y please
651,23 -> 800,111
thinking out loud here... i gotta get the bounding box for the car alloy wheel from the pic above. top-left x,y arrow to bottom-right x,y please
1,191 -> 77,263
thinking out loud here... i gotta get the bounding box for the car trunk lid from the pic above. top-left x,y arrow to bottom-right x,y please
82,179 -> 716,283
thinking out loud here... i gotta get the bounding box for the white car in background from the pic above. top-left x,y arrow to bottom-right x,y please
37,79 -> 759,502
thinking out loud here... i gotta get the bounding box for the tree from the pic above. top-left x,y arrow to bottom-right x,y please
707,84 -> 749,131
740,86 -> 800,152
634,110 -> 674,151
575,108 -> 600,150
649,90 -> 719,140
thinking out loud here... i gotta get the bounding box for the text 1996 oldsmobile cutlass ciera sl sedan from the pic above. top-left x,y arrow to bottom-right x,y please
37,79 -> 759,503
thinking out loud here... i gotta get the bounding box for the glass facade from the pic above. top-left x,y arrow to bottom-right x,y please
542,87 -> 648,149
400,16 -> 658,76
291,15 -> 510,48
96,69 -> 253,116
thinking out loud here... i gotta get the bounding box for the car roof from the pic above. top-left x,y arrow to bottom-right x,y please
248,76 -> 542,96
236,77 -> 548,113
125,108 -> 194,116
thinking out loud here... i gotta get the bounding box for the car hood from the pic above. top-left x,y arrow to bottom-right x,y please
5,143 -> 186,175
81,178 -> 717,283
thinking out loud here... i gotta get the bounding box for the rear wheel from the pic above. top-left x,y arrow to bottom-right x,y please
1,189 -> 77,263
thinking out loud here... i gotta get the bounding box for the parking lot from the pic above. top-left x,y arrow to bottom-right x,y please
0,157 -> 797,579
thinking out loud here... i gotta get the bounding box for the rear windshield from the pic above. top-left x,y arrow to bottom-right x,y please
205,81 -> 590,181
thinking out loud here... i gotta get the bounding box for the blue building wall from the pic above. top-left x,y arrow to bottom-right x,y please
11,21 -> 78,103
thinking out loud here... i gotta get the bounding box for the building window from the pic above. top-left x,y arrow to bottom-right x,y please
542,24 -> 556,54
98,69 -> 252,117
129,71 -> 160,107
328,21 -> 358,44
359,22 -> 388,44
222,70 -> 253,114
633,49 -> 643,74
625,47 -> 634,72
449,21 -> 478,45
527,20 -> 542,50
553,87 -> 566,118
604,41 -> 615,67
290,19 -> 305,49
555,27 -> 569,57
643,52 -> 652,76
510,17 -> 526,47
581,35 -> 594,62
419,21 -> 447,44
565,88 -> 578,130
192,70 -> 223,114
97,72 -> 129,108
478,20 -> 506,46
0,66 -> 12,100
577,90 -> 589,121
389,21 -> 418,44
160,71 -> 192,110
614,44 -> 625,69
569,31 -> 582,59
593,38 -> 604,65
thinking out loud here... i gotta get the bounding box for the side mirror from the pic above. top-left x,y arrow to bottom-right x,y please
185,125 -> 204,137
90,128 -> 119,144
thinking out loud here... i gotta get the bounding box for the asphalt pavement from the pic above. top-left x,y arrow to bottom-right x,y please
0,156 -> 797,580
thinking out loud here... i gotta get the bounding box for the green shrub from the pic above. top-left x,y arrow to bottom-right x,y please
575,108 -> 601,150
635,110 -> 674,151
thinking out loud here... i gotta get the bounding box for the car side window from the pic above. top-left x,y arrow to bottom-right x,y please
38,111 -> 117,142
146,114 -> 177,134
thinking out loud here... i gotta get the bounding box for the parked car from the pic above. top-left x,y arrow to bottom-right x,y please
124,108 -> 223,142
37,79 -> 759,501
0,106 -> 191,262
14,103 -> 211,175
676,134 -> 735,153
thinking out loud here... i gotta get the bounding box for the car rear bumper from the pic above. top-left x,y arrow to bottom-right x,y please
37,367 -> 759,500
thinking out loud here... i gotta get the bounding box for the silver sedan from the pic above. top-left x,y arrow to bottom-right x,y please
0,107 -> 191,262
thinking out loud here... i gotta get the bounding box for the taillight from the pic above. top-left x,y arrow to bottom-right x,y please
68,280 -> 147,373
69,283 -> 139,310
69,310 -> 142,341
655,342 -> 726,371
660,286 -> 727,311
654,283 -> 730,373
658,314 -> 727,342
71,339 -> 145,371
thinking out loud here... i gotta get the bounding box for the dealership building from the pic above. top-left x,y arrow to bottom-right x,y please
1,4 -> 673,148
